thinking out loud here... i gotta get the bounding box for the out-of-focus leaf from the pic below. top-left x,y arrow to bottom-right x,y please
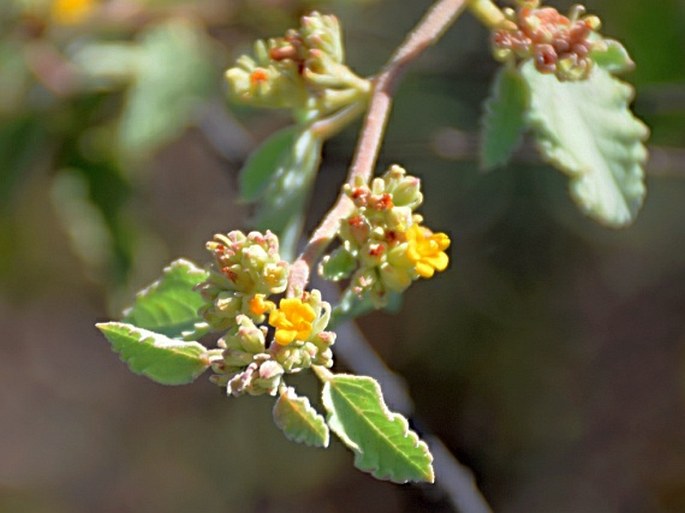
590,39 -> 635,75
51,169 -> 114,280
521,61 -> 649,228
0,40 -> 30,114
320,372 -> 434,483
119,20 -> 214,157
253,127 -> 322,237
239,126 -> 297,202
480,66 -> 529,170
0,117 -> 45,210
70,43 -> 140,88
273,386 -> 330,448
123,259 -> 209,339
96,321 -> 210,385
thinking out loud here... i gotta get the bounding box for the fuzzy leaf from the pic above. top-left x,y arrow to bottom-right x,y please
240,127 -> 297,202
321,373 -> 434,483
480,65 -> 529,170
273,387 -> 330,448
521,61 -> 649,227
123,259 -> 209,339
590,39 -> 635,74
96,322 -> 209,385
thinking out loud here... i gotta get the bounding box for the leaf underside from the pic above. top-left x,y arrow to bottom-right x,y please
97,322 -> 209,385
252,128 -> 323,234
321,374 -> 434,484
480,65 -> 529,170
273,387 -> 330,448
521,61 -> 649,228
239,126 -> 298,202
123,258 -> 208,339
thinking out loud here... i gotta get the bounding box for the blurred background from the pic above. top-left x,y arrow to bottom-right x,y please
1,0 -> 685,512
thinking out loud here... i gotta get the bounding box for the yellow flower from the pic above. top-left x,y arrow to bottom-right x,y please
405,224 -> 450,278
248,294 -> 275,316
51,0 -> 96,25
268,298 -> 316,346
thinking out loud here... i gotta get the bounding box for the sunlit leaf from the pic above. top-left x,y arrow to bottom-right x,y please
97,322 -> 210,385
521,61 -> 649,227
240,127 -> 297,202
480,66 -> 529,170
273,386 -> 330,448
321,373 -> 434,483
123,259 -> 209,339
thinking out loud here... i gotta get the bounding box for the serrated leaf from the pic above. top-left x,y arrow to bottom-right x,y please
321,373 -> 434,483
252,128 -> 322,234
590,39 -> 635,74
96,322 -> 209,385
273,386 -> 330,448
480,65 -> 529,170
521,61 -> 649,228
240,127 -> 297,202
119,20 -> 214,157
123,259 -> 209,339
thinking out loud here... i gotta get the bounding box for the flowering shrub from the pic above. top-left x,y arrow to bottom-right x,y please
93,0 -> 648,492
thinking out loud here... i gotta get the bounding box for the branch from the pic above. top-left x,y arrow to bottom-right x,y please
288,0 -> 469,296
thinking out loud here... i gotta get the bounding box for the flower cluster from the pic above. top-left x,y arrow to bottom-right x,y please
491,1 -> 602,81
199,230 -> 335,396
225,11 -> 369,112
321,165 -> 451,307
198,230 -> 289,330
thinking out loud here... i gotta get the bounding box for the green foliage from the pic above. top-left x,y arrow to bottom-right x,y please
252,128 -> 323,237
96,322 -> 210,385
273,386 -> 330,448
480,65 -> 529,170
521,61 -> 649,228
118,20 -> 214,158
122,259 -> 209,339
590,39 -> 635,74
319,246 -> 357,282
239,127 -> 298,202
320,372 -> 434,484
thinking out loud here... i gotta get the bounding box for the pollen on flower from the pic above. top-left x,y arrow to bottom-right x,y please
249,294 -> 275,316
405,224 -> 450,279
51,0 -> 96,24
268,298 -> 316,346
250,68 -> 269,85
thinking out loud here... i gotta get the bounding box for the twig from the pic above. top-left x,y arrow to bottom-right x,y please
288,0 -> 469,296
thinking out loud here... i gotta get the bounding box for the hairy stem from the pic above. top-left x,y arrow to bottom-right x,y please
287,0 -> 469,296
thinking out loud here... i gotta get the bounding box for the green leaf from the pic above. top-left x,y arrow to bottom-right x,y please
119,20 -> 214,157
480,65 -> 529,170
590,39 -> 635,74
240,127 -> 297,202
273,386 -> 330,448
320,373 -> 434,483
123,259 -> 209,339
320,246 -> 357,282
521,61 -> 649,228
96,322 -> 210,385
253,128 -> 323,234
